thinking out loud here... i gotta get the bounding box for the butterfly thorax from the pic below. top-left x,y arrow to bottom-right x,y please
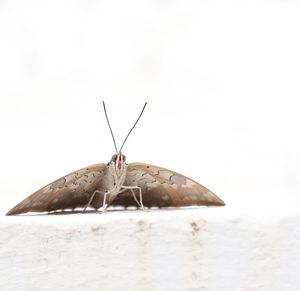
103,153 -> 128,201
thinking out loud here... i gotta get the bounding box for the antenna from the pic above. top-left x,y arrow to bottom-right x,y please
119,102 -> 147,152
102,101 -> 118,153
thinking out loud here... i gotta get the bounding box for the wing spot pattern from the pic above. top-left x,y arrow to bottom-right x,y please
53,198 -> 59,203
154,170 -> 174,186
145,179 -> 157,187
181,178 -> 195,189
50,178 -> 66,190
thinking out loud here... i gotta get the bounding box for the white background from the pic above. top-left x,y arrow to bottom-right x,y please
1,0 -> 300,215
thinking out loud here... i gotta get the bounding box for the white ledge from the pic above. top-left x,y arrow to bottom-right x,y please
1,207 -> 300,291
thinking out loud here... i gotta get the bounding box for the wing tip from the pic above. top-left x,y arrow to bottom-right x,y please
209,192 -> 225,206
6,206 -> 26,216
6,208 -> 19,216
216,199 -> 226,206
6,201 -> 32,216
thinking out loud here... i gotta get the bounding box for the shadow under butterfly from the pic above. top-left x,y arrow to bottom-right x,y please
6,102 -> 225,215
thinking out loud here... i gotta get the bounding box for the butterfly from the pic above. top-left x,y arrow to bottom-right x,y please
6,102 -> 225,215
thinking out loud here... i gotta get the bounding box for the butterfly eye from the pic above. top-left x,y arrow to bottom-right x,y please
122,155 -> 126,162
110,154 -> 117,163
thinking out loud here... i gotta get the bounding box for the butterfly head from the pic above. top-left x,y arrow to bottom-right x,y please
110,152 -> 127,178
103,101 -> 146,179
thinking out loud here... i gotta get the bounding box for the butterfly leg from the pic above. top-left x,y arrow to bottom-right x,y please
136,186 -> 145,210
101,191 -> 108,213
129,189 -> 142,207
83,190 -> 105,212
85,189 -> 113,213
100,188 -> 128,213
121,186 -> 145,210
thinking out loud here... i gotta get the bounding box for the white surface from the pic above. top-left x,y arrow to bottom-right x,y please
1,207 -> 300,291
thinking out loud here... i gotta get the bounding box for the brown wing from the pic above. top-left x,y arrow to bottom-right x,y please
6,164 -> 108,215
110,163 -> 225,208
